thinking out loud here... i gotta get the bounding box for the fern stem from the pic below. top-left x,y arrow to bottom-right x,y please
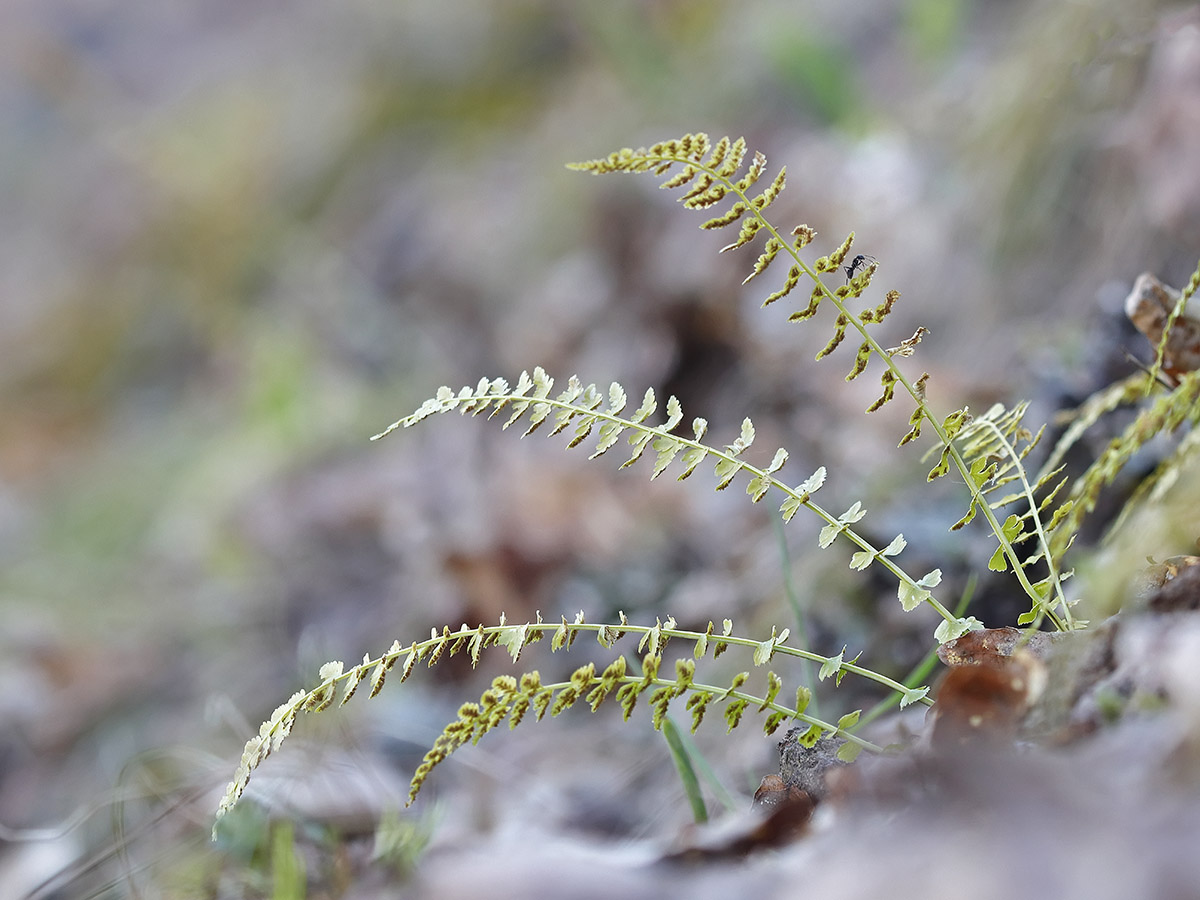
772,514 -> 819,719
611,622 -> 930,704
855,573 -> 976,730
1146,255 -> 1200,391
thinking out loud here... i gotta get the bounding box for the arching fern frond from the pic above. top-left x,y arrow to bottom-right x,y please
215,130 -> 1200,844
1044,260 -> 1200,564
1145,265 -> 1200,390
569,134 -> 1059,623
934,402 -> 1073,629
373,367 -> 960,631
1040,373 -> 1153,476
213,613 -> 925,835
1051,369 -> 1200,564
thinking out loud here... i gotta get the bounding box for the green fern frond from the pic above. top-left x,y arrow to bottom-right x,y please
373,367 -> 960,630
217,134 -> 1200,843
1108,424 -> 1200,538
1147,261 -> 1200,389
1051,369 -> 1200,564
929,401 -> 1074,629
1040,373 -> 1152,475
570,134 -> 1058,624
212,613 -> 922,833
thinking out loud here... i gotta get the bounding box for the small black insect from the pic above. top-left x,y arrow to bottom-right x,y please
843,254 -> 877,281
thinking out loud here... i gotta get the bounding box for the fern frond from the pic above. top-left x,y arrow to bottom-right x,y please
935,402 -> 1074,629
213,613 -> 922,831
569,134 -> 1084,625
375,369 -> 959,630
1040,372 -> 1151,476
1052,369 -> 1200,564
572,137 -> 930,440
1146,260 -> 1200,389
1107,425 -> 1200,539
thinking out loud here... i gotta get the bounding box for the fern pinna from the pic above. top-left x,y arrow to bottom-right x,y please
214,133 -> 1090,833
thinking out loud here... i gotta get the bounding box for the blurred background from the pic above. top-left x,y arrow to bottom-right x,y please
2,0 -> 1199,896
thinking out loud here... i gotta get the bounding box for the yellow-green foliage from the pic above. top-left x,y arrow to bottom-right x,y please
215,613 -> 925,834
214,133 -> 1200,834
1045,369 -> 1200,559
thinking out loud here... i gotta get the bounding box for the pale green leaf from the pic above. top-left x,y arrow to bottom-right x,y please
796,724 -> 823,747
781,466 -> 826,522
468,629 -> 484,666
523,402 -> 552,436
794,685 -> 811,715
319,660 -> 345,681
651,436 -> 682,479
531,366 -> 553,395
818,522 -> 840,549
988,544 -> 1010,572
752,628 -> 788,666
835,709 -> 861,730
589,421 -> 624,458
934,616 -> 984,644
622,431 -> 655,467
502,397 -> 532,430
818,502 -> 865,549
780,496 -> 803,522
677,446 -> 708,480
799,466 -> 827,493
839,501 -> 866,525
897,568 -> 941,612
753,638 -> 773,666
836,741 -> 863,763
746,474 -> 771,502
739,417 -> 756,450
664,395 -> 683,431
849,550 -> 874,570
630,388 -> 657,424
714,458 -> 742,489
556,375 -> 583,406
818,648 -> 845,681
550,402 -> 580,437
607,382 -> 627,414
499,624 -> 529,661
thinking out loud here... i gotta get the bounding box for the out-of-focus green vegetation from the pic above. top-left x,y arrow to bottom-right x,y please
1,0 -> 1197,895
